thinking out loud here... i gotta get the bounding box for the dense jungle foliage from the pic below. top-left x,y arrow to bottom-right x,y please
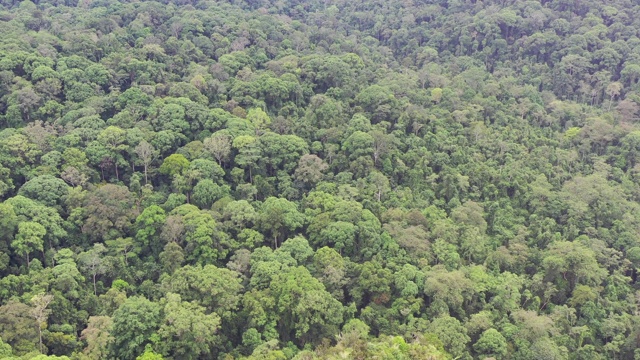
2,0 -> 640,358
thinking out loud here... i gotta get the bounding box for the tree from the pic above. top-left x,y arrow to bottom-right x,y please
80,316 -> 113,360
82,185 -> 138,242
427,315 -> 470,359
135,140 -> 158,184
60,166 -> 88,187
277,236 -> 314,265
293,289 -> 344,345
542,241 -> 606,295
366,171 -> 390,202
473,328 -> 508,359
316,221 -> 357,255
159,242 -> 185,274
134,205 -> 167,257
191,179 -> 228,209
0,163 -> 13,198
0,203 -> 18,248
259,133 -> 308,174
258,197 -> 305,248
312,247 -> 346,300
0,301 -> 39,356
424,266 -> 474,317
78,244 -> 108,295
528,338 -> 568,359
18,175 -> 70,208
222,200 -> 257,235
247,266 -> 344,346
348,261 -> 393,307
158,293 -> 221,360
136,345 -> 164,360
161,264 -> 243,320
355,85 -> 400,123
97,126 -> 128,180
105,237 -> 138,266
159,154 -> 190,177
343,131 -> 374,160
0,336 -> 12,358
172,168 -> 202,204
370,130 -> 392,166
30,293 -> 54,354
247,108 -> 271,135
233,135 -> 261,183
605,82 -> 623,111
12,221 -> 46,267
203,133 -> 231,166
110,297 -> 162,360
15,86 -> 41,122
294,154 -> 328,189
180,208 -> 229,264
4,196 -> 66,252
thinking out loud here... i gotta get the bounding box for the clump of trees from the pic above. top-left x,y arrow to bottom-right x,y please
1,0 -> 640,359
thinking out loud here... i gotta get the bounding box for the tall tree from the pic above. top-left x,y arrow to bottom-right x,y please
78,244 -> 108,295
30,293 -> 53,354
158,293 -> 221,359
80,316 -> 113,360
135,140 -> 158,184
97,126 -> 128,180
12,221 -> 46,267
203,133 -> 232,166
0,301 -> 39,356
110,297 -> 162,360
82,185 -> 138,242
258,197 -> 305,248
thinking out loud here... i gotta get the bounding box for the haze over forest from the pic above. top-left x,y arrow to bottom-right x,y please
2,0 -> 640,359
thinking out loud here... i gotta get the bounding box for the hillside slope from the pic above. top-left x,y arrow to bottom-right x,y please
1,0 -> 640,359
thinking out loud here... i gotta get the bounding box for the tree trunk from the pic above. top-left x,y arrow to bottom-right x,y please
608,95 -> 614,111
144,164 -> 148,184
93,273 -> 97,295
38,325 -> 43,353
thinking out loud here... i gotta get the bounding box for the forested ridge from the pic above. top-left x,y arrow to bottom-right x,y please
1,0 -> 640,358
